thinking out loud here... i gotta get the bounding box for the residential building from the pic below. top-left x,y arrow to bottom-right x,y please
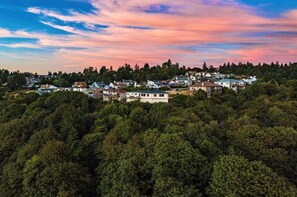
83,88 -> 102,99
214,78 -> 246,93
126,90 -> 169,103
37,84 -> 58,95
242,76 -> 257,85
58,87 -> 72,92
103,89 -> 127,102
230,84 -> 246,93
90,82 -> 107,89
146,80 -> 164,89
215,79 -> 245,88
185,71 -> 201,81
122,80 -> 135,87
109,82 -> 121,89
72,82 -> 88,92
212,72 -> 227,79
171,75 -> 192,86
26,77 -> 41,85
190,81 -> 222,98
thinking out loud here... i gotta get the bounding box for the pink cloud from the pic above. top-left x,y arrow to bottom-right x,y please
3,0 -> 297,73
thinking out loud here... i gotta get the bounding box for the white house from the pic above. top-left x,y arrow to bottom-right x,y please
126,90 -> 169,103
215,79 -> 246,93
146,80 -> 164,89
171,75 -> 192,86
90,82 -> 106,89
72,82 -> 88,92
37,84 -> 58,95
26,77 -> 41,85
215,79 -> 245,88
122,80 -> 135,87
109,82 -> 121,89
242,76 -> 257,85
58,87 -> 72,92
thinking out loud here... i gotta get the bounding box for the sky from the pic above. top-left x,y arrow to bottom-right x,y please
0,0 -> 296,73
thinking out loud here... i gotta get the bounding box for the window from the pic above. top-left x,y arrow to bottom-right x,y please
141,94 -> 146,97
147,94 -> 149,97
159,94 -> 165,97
154,94 -> 157,97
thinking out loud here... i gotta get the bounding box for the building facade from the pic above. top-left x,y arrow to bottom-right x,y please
37,84 -> 58,95
72,82 -> 88,92
126,90 -> 169,103
214,79 -> 246,93
103,89 -> 127,102
190,81 -> 222,98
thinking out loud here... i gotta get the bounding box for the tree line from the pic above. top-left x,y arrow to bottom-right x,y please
1,61 -> 296,92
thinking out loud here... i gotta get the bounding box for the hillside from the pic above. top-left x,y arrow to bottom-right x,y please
0,73 -> 297,196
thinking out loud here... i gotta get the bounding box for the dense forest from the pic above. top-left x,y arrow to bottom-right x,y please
0,63 -> 297,196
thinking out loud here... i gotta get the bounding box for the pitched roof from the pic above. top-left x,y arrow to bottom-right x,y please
175,75 -> 189,80
216,79 -> 245,83
40,84 -> 50,89
104,89 -> 127,93
191,81 -> 222,87
40,84 -> 57,89
73,82 -> 88,88
129,90 -> 168,94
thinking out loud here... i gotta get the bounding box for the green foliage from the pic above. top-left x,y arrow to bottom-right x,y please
219,62 -> 297,83
19,92 -> 39,105
0,69 -> 10,84
0,162 -> 23,197
194,89 -> 207,100
152,133 -> 209,196
53,78 -> 71,87
227,125 -> 297,183
0,65 -> 296,196
38,141 -> 68,164
23,155 -> 91,197
0,119 -> 31,163
0,103 -> 26,123
7,72 -> 26,90
209,155 -> 297,196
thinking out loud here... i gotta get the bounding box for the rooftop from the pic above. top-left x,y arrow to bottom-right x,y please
39,84 -> 57,89
73,82 -> 88,88
129,90 -> 168,94
216,79 -> 244,83
191,81 -> 222,87
104,89 -> 127,93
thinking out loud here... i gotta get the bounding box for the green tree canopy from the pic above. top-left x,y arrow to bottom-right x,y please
209,155 -> 297,197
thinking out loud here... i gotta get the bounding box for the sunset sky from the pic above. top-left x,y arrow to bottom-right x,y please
0,0 -> 296,73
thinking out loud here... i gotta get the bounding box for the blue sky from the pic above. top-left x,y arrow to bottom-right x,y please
0,0 -> 95,33
240,0 -> 297,16
0,0 -> 296,73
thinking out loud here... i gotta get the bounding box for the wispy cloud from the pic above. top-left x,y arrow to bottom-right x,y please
1,0 -> 297,72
